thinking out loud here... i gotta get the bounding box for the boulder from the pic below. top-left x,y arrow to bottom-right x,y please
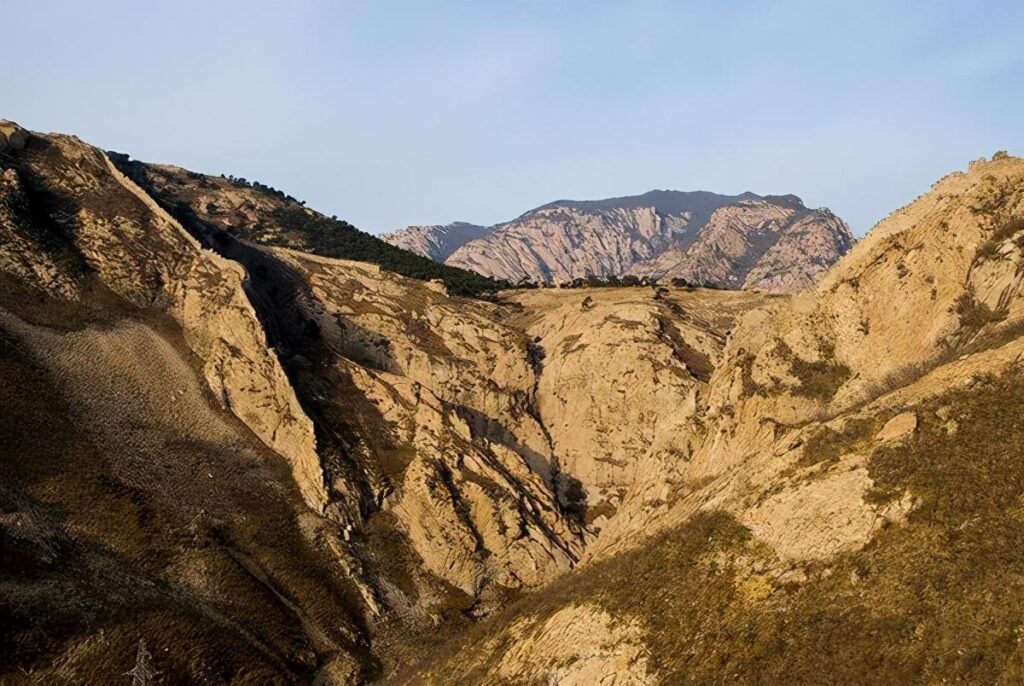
876,411 -> 918,442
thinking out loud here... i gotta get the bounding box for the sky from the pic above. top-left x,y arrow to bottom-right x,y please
4,1 -> 1023,236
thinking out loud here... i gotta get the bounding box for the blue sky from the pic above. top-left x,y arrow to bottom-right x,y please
5,1 -> 1023,235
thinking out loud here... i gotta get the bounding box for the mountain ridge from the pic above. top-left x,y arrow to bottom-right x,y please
386,189 -> 853,292
379,221 -> 490,262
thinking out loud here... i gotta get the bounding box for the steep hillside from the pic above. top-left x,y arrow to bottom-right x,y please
0,122 -> 369,681
416,151 -> 1024,684
108,156 -> 505,298
387,190 -> 853,292
5,121 -> 766,681
4,119 -> 1024,684
3,122 -> 572,681
501,286 -> 767,528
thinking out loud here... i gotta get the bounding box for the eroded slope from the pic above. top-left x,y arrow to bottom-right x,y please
7,119 -> 1024,685
413,152 -> 1024,684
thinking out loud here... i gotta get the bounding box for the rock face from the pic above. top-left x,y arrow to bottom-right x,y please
126,164 -> 591,594
628,197 -> 853,292
6,123 -> 1024,685
2,124 -> 597,681
591,153 -> 1024,562
442,603 -> 653,685
419,153 -> 1024,684
0,125 -> 366,682
504,286 -> 764,527
448,205 -> 690,283
266,249 -> 587,597
0,120 -> 29,150
0,125 -> 325,511
386,190 -> 853,293
380,221 -> 491,261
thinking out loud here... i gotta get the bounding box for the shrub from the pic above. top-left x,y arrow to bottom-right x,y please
776,341 -> 851,401
975,217 -> 1024,261
265,206 -> 507,297
955,292 -> 1006,332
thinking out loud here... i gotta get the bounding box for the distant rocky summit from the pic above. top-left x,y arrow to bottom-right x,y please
385,190 -> 853,293
381,221 -> 490,261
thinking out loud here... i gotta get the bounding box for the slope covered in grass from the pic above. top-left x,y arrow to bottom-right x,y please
421,371 -> 1024,684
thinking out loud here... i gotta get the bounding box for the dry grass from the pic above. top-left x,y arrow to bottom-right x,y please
975,217 -> 1024,261
418,371 -> 1024,684
0,290 -> 374,682
777,341 -> 852,401
795,414 -> 881,470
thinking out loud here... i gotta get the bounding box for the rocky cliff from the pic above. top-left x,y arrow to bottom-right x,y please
420,151 -> 1024,684
386,190 -> 853,292
380,221 -> 490,261
628,197 -> 853,292
4,121 -> 1024,684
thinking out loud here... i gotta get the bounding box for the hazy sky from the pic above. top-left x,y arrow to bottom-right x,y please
5,1 -> 1023,235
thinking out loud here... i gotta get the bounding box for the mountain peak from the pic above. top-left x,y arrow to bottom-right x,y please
386,189 -> 850,292
381,221 -> 492,262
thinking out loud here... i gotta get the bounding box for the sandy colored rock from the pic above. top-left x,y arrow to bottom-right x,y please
505,286 -> 766,521
0,120 -> 29,149
427,603 -> 652,685
8,121 -> 1024,684
741,466 -> 906,561
590,153 -> 1024,565
0,130 -> 325,511
271,252 -> 586,593
875,411 -> 918,442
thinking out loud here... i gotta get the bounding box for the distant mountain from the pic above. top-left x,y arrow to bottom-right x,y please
381,221 -> 491,262
625,195 -> 852,293
385,190 -> 853,293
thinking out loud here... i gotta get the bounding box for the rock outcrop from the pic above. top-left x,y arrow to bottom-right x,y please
0,120 -> 28,150
504,286 -> 764,527
448,205 -> 689,283
380,222 -> 491,261
123,162 -> 592,603
0,126 -> 325,511
628,198 -> 853,292
0,126 -> 371,683
438,603 -> 652,685
267,249 -> 587,596
592,153 -> 1024,563
386,190 -> 853,293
